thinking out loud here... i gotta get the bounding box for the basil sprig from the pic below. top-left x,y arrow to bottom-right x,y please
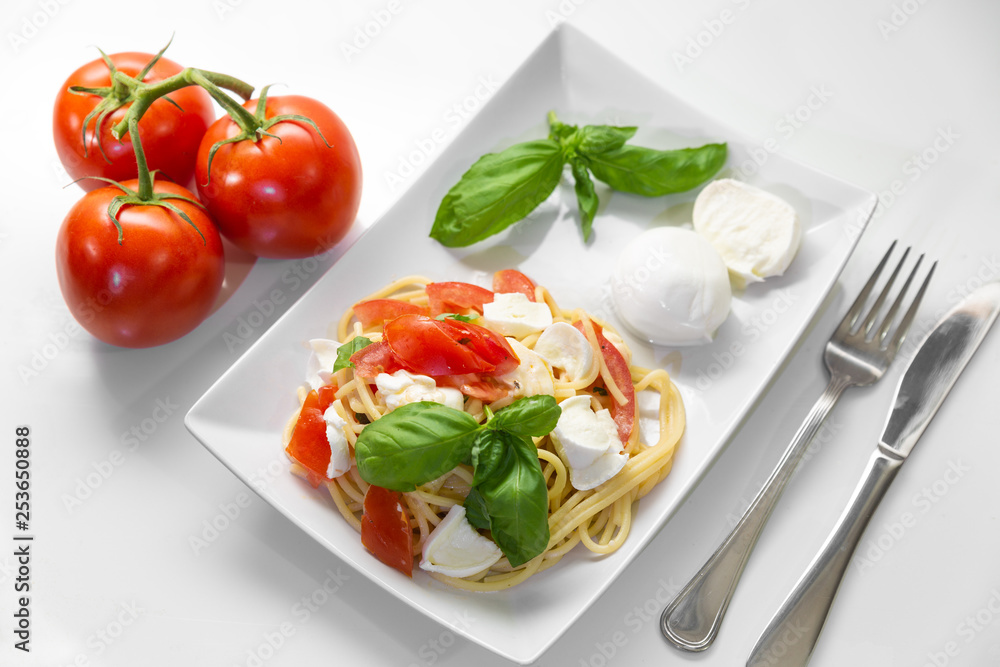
333,336 -> 373,372
430,111 -> 726,246
354,395 -> 561,568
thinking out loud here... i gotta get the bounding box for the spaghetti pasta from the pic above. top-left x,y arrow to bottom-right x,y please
284,273 -> 684,591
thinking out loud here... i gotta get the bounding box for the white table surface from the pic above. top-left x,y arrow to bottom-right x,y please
2,1 -> 998,665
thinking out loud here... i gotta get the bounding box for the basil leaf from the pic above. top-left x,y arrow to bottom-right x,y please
569,158 -> 598,242
476,437 -> 550,567
576,124 -> 637,155
547,111 -> 577,143
333,337 -> 372,372
463,488 -> 491,531
429,139 -> 566,247
471,429 -> 509,487
435,312 -> 478,322
487,395 -> 561,439
586,142 -> 727,197
355,402 -> 481,492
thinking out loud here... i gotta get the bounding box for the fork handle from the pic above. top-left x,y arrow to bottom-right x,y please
746,446 -> 903,666
661,374 -> 851,651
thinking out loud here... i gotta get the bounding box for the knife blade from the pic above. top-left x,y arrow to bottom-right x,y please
881,279 -> 1000,457
747,280 -> 1000,667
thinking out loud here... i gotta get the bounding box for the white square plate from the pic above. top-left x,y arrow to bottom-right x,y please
186,24 -> 875,664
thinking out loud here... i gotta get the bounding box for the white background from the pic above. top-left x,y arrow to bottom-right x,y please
1,0 -> 998,666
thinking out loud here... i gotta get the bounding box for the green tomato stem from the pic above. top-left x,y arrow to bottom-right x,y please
129,114 -> 153,200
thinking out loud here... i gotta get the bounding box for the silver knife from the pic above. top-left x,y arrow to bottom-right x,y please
747,280 -> 1000,667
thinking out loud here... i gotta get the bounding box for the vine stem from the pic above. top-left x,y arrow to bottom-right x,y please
109,68 -> 255,143
129,115 -> 153,200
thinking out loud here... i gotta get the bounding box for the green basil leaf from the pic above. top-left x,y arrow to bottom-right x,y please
487,395 -> 561,439
333,336 -> 373,372
429,139 -> 566,247
586,142 -> 727,197
435,312 -> 478,322
463,487 -> 491,531
547,111 -> 578,143
471,429 -> 509,487
569,158 -> 599,242
576,124 -> 637,155
354,402 -> 481,492
476,437 -> 550,567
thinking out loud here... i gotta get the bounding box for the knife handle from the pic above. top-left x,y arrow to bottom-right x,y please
747,446 -> 904,667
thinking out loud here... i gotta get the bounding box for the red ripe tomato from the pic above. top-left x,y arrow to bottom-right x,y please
53,52 -> 215,192
361,485 -> 413,577
55,180 -> 225,348
574,321 -> 635,444
195,95 -> 362,259
426,281 -> 494,316
349,340 -> 405,379
285,385 -> 339,488
492,269 -> 537,301
353,299 -> 427,328
384,314 -> 519,377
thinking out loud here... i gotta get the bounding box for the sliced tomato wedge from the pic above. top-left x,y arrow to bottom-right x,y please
574,321 -> 635,445
492,269 -> 537,301
438,374 -> 512,402
383,314 -> 519,377
285,384 -> 338,488
349,340 -> 405,379
426,281 -> 494,316
353,299 -> 427,328
361,485 -> 413,577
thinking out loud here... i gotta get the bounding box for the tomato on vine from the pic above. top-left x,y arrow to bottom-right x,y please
55,177 -> 225,348
52,45 -> 216,191
195,90 -> 362,259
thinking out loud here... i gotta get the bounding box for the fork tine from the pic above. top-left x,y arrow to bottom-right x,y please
837,241 -> 897,337
859,246 -> 911,337
886,259 -> 936,355
874,253 -> 924,343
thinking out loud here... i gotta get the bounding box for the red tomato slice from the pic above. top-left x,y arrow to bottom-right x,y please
574,321 -> 635,445
426,281 -> 494,316
353,299 -> 427,328
492,269 -> 537,301
285,385 -> 338,487
361,485 -> 413,577
438,374 -> 512,402
384,315 -> 519,377
349,340 -> 405,379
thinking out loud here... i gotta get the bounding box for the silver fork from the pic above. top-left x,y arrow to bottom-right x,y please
660,241 -> 935,652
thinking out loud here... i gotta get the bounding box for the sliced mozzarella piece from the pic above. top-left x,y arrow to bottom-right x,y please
497,339 -> 555,398
419,505 -> 503,578
534,322 -> 595,382
551,395 -> 629,490
636,389 -> 662,447
306,338 -> 341,390
693,178 -> 801,283
323,405 -> 351,478
375,369 -> 465,412
481,292 -> 553,338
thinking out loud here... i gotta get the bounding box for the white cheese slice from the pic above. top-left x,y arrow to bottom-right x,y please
533,322 -> 595,381
693,178 -> 801,283
305,338 -> 341,390
481,292 -> 553,338
375,369 -> 465,412
550,395 -> 628,490
636,389 -> 661,447
322,405 -> 351,479
497,338 -> 555,398
419,505 -> 503,578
